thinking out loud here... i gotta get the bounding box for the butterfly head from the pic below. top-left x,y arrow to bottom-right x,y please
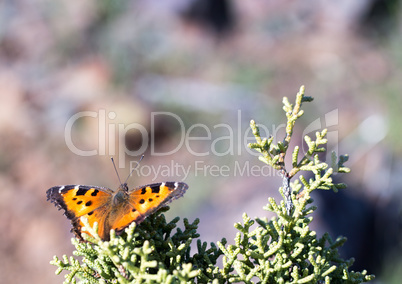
113,184 -> 130,206
118,182 -> 130,192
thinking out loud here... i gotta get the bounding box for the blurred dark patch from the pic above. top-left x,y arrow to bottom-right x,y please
317,182 -> 401,274
181,0 -> 236,36
124,111 -> 183,154
124,128 -> 146,153
150,113 -> 182,147
358,0 -> 400,38
0,35 -> 24,62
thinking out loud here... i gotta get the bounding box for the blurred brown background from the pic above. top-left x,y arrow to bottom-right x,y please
0,0 -> 401,283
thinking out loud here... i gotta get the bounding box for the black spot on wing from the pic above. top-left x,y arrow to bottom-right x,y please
85,201 -> 92,207
141,187 -> 147,195
91,189 -> 99,196
151,185 -> 160,193
76,188 -> 87,196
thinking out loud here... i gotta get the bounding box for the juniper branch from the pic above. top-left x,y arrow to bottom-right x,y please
50,85 -> 374,284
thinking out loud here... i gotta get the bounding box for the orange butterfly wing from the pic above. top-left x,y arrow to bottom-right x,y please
110,182 -> 188,233
47,185 -> 113,241
47,182 -> 188,241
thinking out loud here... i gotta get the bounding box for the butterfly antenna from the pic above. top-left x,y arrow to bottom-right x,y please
111,157 -> 123,185
123,155 -> 144,184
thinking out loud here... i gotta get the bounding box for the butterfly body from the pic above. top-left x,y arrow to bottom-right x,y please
47,182 -> 188,241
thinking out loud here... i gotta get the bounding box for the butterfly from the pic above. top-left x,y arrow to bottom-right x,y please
47,181 -> 188,241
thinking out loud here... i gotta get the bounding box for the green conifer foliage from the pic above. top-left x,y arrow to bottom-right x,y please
50,86 -> 374,283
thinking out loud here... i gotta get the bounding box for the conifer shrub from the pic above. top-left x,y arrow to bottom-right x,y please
50,86 -> 374,283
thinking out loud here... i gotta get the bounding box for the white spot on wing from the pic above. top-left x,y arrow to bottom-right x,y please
174,182 -> 178,188
161,182 -> 166,187
58,186 -> 65,193
74,185 -> 80,190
